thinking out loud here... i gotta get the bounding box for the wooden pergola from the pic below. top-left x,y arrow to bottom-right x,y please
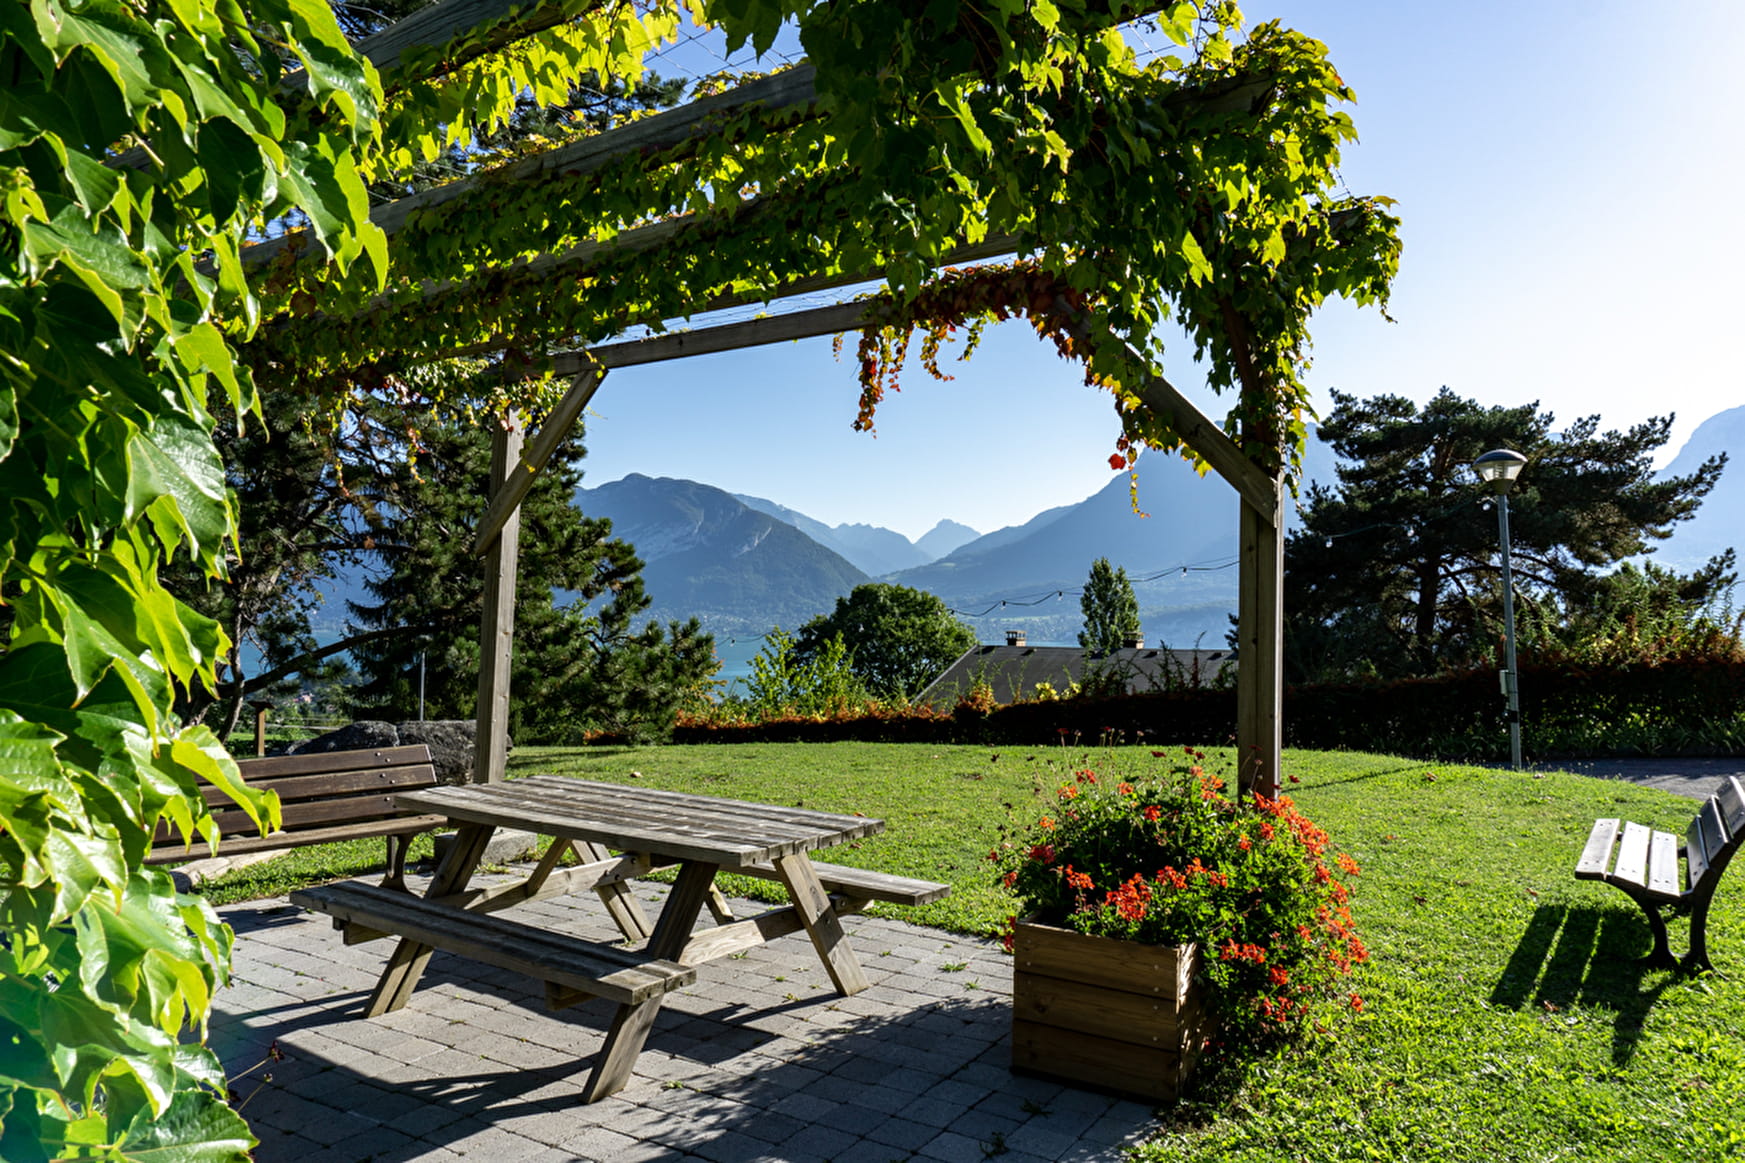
234,0 -> 1390,804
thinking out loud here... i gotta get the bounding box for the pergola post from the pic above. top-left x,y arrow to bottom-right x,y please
1236,476 -> 1284,800
472,415 -> 524,784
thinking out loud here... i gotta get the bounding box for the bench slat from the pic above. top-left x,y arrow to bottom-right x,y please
235,746 -> 436,780
734,860 -> 950,906
191,763 -> 439,808
1575,818 -> 1620,879
1687,807 -> 1717,891
146,815 -> 449,864
1721,776 -> 1745,838
290,880 -> 694,1006
1612,822 -> 1651,888
1647,830 -> 1681,899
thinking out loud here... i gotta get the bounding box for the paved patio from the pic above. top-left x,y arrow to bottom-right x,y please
214,875 -> 1161,1162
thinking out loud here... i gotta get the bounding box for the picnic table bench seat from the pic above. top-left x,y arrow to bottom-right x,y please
145,745 -> 443,889
289,879 -> 695,1007
733,860 -> 951,907
1575,775 -> 1745,973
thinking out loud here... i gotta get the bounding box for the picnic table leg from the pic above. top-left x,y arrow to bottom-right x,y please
578,840 -> 653,942
773,850 -> 869,996
581,859 -> 719,1102
365,822 -> 492,1017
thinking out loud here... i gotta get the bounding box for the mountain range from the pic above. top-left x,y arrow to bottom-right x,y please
574,437 -> 1342,644
299,407 -> 1743,659
573,408 -> 1745,647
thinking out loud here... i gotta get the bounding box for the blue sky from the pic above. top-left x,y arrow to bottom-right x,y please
574,2 -> 1745,542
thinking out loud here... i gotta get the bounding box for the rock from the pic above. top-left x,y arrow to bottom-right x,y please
286,720 -> 400,755
282,719 -> 505,786
395,720 -> 489,786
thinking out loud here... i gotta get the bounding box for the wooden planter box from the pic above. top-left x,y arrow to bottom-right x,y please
1010,917 -> 1207,1102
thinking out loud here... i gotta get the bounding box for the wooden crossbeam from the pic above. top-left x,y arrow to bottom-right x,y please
244,67 -> 817,269
395,225 -> 1019,365
114,0 -> 592,171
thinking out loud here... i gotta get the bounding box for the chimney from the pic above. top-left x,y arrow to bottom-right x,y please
1004,630 -> 1027,647
1122,634 -> 1144,649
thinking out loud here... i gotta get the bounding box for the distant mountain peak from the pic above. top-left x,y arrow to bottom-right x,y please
914,518 -> 980,560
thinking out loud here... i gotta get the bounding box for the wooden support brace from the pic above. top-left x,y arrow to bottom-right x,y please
580,840 -> 654,942
706,885 -> 736,924
773,851 -> 869,996
472,367 -> 604,556
677,895 -> 866,966
341,850 -> 661,944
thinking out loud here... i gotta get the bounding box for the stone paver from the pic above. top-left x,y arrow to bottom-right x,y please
217,878 -> 1163,1162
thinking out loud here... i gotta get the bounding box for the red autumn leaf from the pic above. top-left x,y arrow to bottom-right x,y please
1108,453 -> 1127,470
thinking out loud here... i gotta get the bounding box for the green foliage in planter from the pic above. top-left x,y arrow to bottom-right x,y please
992,749 -> 1365,1039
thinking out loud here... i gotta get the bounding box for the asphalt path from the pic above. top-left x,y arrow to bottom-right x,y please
1541,756 -> 1744,802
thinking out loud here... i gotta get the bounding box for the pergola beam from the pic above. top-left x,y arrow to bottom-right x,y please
298,211 -> 1019,367
244,66 -> 817,269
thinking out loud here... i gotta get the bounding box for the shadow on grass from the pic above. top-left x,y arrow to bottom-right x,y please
1295,763 -> 1424,790
1488,902 -> 1681,1066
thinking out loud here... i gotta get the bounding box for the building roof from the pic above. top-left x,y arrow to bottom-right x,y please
917,643 -> 1236,707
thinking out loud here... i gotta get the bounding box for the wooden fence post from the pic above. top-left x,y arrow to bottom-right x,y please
472,416 -> 524,784
1236,477 -> 1283,800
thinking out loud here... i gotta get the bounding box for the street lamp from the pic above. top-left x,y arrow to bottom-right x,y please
1473,448 -> 1528,769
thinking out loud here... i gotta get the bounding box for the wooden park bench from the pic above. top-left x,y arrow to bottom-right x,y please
145,745 -> 444,889
1575,775 -> 1745,973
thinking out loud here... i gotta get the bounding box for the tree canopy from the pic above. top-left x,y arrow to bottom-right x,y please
1284,388 -> 1729,680
796,583 -> 976,702
1079,556 -> 1143,655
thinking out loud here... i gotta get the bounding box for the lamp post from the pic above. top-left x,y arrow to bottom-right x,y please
1473,448 -> 1528,769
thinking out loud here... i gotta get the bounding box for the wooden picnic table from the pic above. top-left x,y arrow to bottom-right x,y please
292,775 -> 946,1101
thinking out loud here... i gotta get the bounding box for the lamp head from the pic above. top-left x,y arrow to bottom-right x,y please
1472,448 -> 1527,495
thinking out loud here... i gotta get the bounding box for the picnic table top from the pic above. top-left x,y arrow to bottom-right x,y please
394,775 -> 885,868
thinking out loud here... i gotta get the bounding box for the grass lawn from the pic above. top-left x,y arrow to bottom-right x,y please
198,742 -> 1745,1160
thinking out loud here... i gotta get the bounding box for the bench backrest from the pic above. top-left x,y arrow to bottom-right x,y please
153,744 -> 438,847
1687,776 -> 1745,891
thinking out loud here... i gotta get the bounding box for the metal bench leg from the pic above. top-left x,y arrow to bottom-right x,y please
1641,904 -> 1677,970
1627,893 -> 1678,971
1682,858 -> 1733,977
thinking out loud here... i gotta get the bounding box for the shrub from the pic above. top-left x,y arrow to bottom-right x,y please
992,749 -> 1366,1039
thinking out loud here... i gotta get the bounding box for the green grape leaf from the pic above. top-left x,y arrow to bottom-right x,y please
118,1086 -> 256,1163
125,412 -> 232,562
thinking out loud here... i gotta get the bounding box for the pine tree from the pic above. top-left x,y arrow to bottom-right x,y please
345,420 -> 715,741
1079,557 -> 1142,656
1286,387 -> 1730,679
